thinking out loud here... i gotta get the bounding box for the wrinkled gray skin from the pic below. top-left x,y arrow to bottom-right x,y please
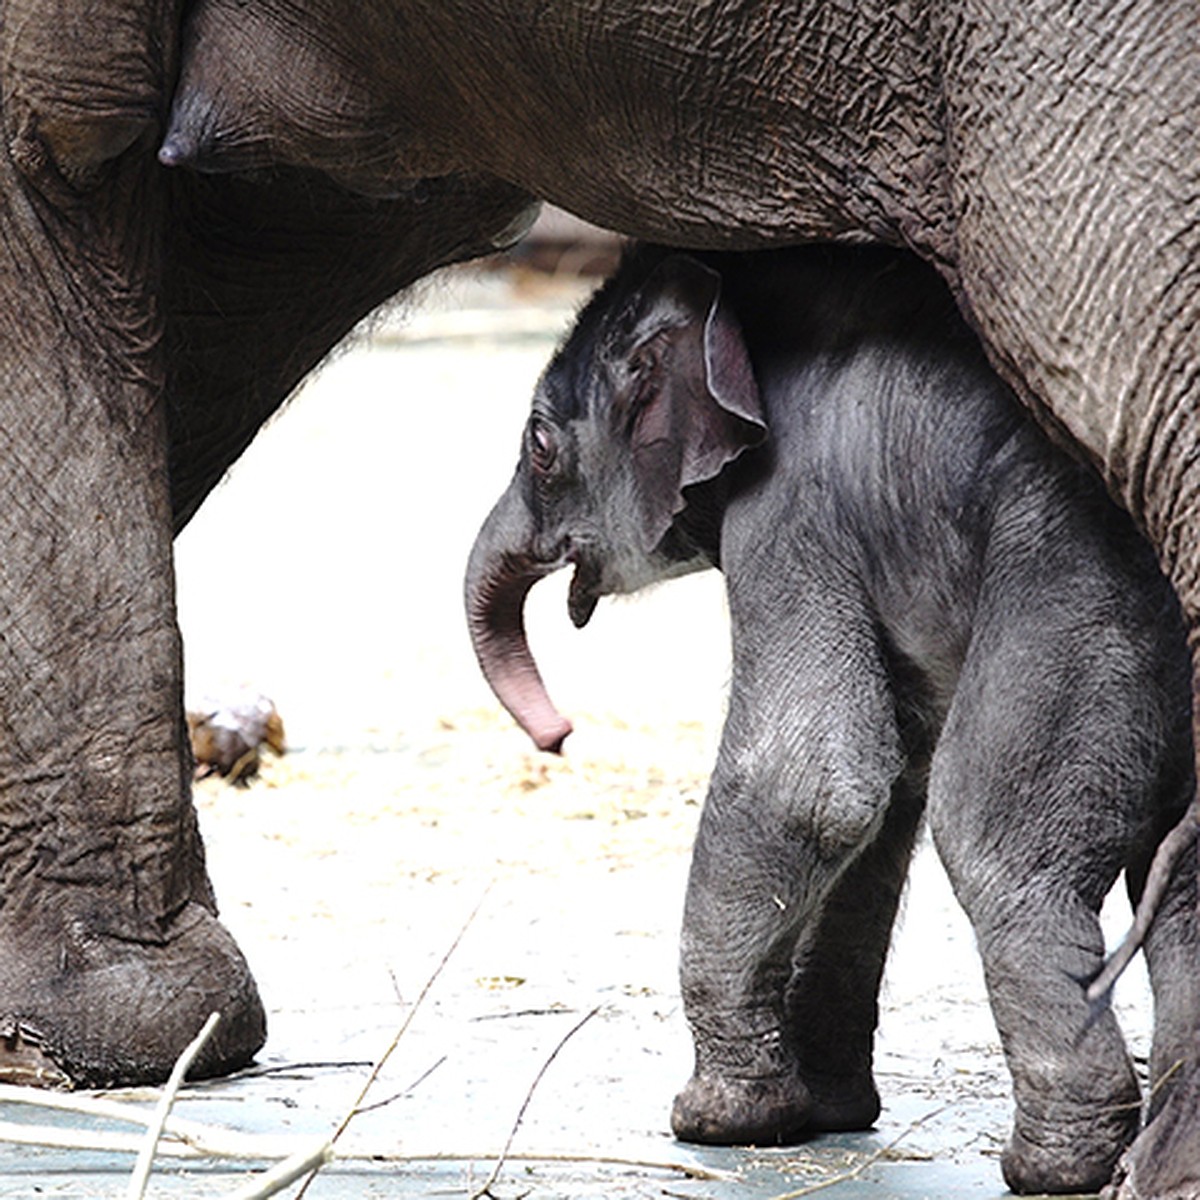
2,1 -> 1198,1192
466,245 -> 1200,1195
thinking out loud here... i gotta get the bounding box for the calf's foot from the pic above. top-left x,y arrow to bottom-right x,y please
672,1069 -> 815,1145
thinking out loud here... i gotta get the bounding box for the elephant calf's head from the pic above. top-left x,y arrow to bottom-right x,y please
464,249 -> 766,751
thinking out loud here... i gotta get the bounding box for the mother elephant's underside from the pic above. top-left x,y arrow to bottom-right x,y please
0,2 -> 1195,1197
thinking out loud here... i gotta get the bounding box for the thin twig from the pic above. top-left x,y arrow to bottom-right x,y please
127,1011 -> 221,1200
292,885 -> 494,1199
228,1059 -> 373,1079
1150,1057 -> 1186,1102
0,1120 -> 200,1158
472,1008 -> 577,1023
0,1084 -> 302,1158
0,1085 -> 169,1129
0,1117 -> 302,1161
222,1138 -> 333,1200
763,1106 -> 948,1200
354,1054 -> 448,1116
0,1117 -> 735,1180
470,1005 -> 601,1200
376,1150 -> 732,1180
0,1116 -> 734,1183
1094,1056 -> 1188,1117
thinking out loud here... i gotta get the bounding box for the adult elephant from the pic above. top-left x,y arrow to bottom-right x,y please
0,0 -> 1195,1194
0,3 -> 534,1087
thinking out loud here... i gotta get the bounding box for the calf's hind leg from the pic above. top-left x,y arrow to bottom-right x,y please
929,655 -> 1144,1194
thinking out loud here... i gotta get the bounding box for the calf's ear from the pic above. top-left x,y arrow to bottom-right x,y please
606,255 -> 766,552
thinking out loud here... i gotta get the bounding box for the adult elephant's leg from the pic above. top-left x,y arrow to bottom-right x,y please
943,4 -> 1200,756
1103,819 -> 1200,1200
163,168 -> 536,531
1128,819 -> 1200,1124
942,0 -> 1200,582
942,10 -> 1200,1192
672,555 -> 904,1145
0,23 -> 263,1084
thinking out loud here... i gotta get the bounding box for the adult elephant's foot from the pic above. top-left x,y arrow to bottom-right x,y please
1102,1058 -> 1200,1200
1002,1099 -> 1139,1196
0,901 -> 265,1088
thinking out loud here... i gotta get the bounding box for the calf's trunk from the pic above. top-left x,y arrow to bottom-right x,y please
465,485 -> 572,754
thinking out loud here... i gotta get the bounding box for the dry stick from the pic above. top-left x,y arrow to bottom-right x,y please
0,1080 -> 730,1180
0,1121 -> 201,1158
354,1054 -> 448,1116
0,1104 -> 732,1182
762,1106 -> 948,1200
222,1139 -> 333,1200
371,1149 -> 732,1180
0,1121 -> 733,1179
234,1059 -> 373,1079
1088,802 -> 1200,1008
292,885 -> 494,1200
469,1005 -> 601,1200
0,1084 -> 301,1159
1094,1057 -> 1187,1118
126,1010 -> 222,1200
0,1118 -> 308,1162
0,1085 -> 182,1131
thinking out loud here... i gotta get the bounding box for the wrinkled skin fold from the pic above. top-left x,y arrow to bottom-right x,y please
0,4 -> 1197,1196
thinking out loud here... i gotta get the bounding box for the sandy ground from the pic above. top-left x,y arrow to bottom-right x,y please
0,266 -> 1156,1197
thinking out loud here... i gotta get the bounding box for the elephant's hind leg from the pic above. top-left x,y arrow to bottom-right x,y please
929,698 -> 1142,1192
970,887 -> 1138,1195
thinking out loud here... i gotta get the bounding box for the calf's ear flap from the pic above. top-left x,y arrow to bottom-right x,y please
609,255 -> 767,552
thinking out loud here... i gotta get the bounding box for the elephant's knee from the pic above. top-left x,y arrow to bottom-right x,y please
729,747 -> 899,862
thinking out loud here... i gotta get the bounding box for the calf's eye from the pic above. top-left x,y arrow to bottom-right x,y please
529,418 -> 558,473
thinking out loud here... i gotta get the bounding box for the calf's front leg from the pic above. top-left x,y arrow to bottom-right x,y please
672,564 -> 906,1145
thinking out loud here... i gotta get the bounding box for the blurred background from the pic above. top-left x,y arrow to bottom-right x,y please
175,207 -> 731,755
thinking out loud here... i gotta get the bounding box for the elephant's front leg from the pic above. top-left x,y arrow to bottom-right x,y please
671,564 -> 906,1145
0,55 -> 264,1084
782,769 -> 926,1130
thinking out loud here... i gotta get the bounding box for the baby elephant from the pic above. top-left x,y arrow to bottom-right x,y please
465,244 -> 1199,1195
